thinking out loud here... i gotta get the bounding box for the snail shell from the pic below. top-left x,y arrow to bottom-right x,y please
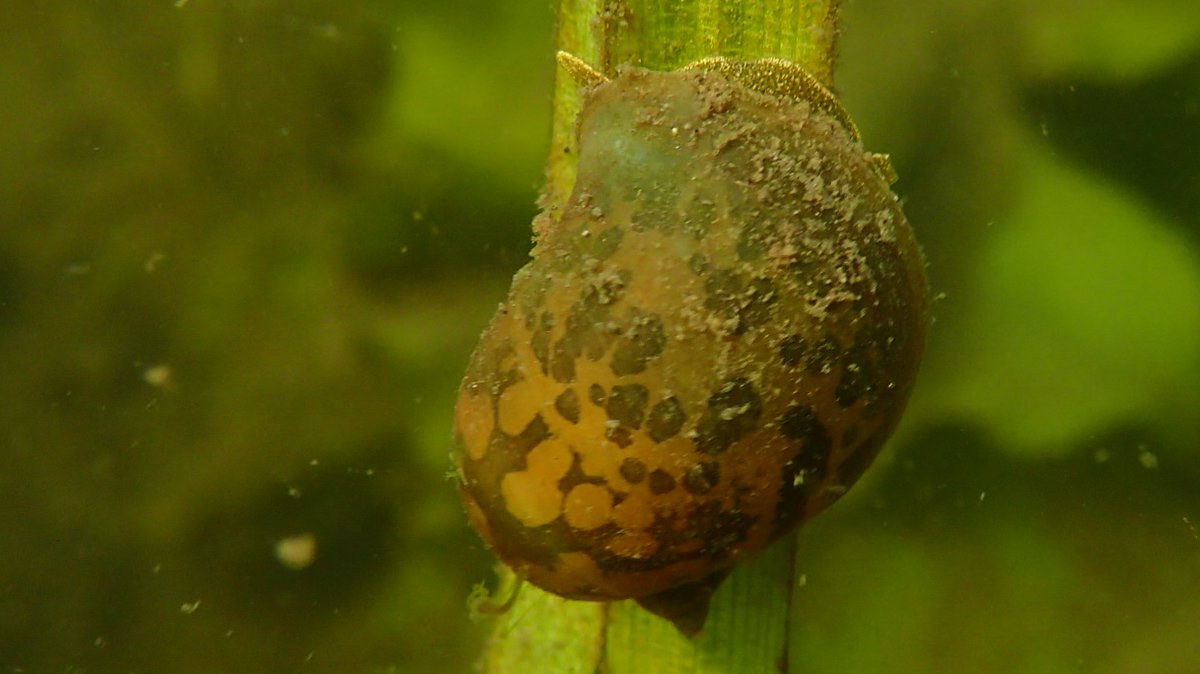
453,55 -> 928,634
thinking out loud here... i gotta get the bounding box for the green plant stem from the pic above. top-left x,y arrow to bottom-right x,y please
480,2 -> 839,672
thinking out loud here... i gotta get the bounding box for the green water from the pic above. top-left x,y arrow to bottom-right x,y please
1,2 -> 1197,673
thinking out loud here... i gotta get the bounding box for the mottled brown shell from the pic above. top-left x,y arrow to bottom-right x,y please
454,59 -> 928,633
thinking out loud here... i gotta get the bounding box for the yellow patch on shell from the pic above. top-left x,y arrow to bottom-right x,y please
499,440 -> 572,527
496,374 -> 546,436
562,483 -> 614,530
610,490 -> 656,531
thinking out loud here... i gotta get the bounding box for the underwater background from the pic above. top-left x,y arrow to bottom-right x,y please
1,1 -> 1197,672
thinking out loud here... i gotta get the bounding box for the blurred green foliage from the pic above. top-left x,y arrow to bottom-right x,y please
0,1 -> 1196,673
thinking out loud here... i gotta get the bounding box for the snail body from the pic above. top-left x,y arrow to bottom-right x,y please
453,55 -> 928,634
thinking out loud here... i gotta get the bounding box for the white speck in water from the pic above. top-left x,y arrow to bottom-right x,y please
142,364 -> 173,388
1138,445 -> 1158,470
144,252 -> 165,272
275,533 -> 318,570
180,600 -> 201,614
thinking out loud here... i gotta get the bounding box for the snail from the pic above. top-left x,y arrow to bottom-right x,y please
453,51 -> 928,635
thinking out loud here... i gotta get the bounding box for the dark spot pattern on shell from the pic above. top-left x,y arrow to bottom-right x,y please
588,498 -> 756,575
778,334 -> 807,367
779,405 -> 822,442
835,362 -> 871,408
693,378 -> 763,455
773,406 -> 833,535
702,271 -> 777,335
554,388 -> 581,424
610,311 -> 666,376
685,501 -> 755,557
835,337 -> 879,408
649,469 -> 677,495
703,270 -> 741,315
741,277 -> 777,330
620,457 -> 647,484
606,384 -> 649,430
646,396 -> 687,442
483,339 -> 520,397
553,271 -> 631,378
735,219 -> 773,261
549,339 -> 577,383
606,426 -> 634,448
683,462 -> 721,495
781,335 -> 840,375
682,196 -> 716,239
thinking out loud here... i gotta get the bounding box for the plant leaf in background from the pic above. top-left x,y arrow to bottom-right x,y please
928,141 -> 1200,453
1018,0 -> 1200,79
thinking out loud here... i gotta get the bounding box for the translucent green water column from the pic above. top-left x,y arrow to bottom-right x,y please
479,1 -> 839,672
